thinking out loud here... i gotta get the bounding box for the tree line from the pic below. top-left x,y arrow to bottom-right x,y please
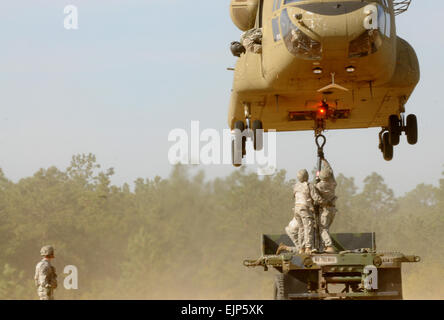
0,154 -> 442,299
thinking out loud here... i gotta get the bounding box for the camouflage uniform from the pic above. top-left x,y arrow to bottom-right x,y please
293,170 -> 315,250
313,159 -> 338,249
240,28 -> 262,54
285,215 -> 304,252
35,246 -> 57,300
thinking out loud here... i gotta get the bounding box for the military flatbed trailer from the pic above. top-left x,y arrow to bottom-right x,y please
243,233 -> 420,300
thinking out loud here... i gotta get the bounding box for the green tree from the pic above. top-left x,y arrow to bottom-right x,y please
355,173 -> 398,215
0,156 -> 442,300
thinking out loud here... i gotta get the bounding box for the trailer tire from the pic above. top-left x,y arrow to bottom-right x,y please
274,272 -> 311,300
375,268 -> 403,300
361,268 -> 403,300
274,273 -> 290,300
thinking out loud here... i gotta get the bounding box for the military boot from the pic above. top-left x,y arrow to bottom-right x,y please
325,246 -> 336,254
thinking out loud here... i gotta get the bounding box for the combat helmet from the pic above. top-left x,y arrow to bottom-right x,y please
40,245 -> 55,257
230,41 -> 246,57
297,169 -> 309,182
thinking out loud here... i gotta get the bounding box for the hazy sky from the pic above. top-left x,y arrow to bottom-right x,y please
0,0 -> 442,195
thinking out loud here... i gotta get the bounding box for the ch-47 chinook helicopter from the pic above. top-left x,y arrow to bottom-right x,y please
228,0 -> 419,166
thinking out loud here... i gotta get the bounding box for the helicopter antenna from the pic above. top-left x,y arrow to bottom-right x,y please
393,0 -> 412,16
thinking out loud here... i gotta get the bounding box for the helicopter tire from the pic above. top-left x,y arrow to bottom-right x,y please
232,121 -> 245,166
382,132 -> 393,161
234,120 -> 245,132
252,120 -> 263,151
406,114 -> 418,145
231,140 -> 242,167
388,115 -> 400,146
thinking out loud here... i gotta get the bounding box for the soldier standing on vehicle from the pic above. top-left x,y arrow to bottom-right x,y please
312,159 -> 338,254
293,169 -> 316,254
35,245 -> 58,300
277,170 -> 316,255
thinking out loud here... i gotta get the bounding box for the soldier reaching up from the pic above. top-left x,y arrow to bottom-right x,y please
312,158 -> 338,253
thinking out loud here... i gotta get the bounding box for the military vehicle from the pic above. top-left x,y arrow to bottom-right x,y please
243,232 -> 420,299
228,0 -> 419,164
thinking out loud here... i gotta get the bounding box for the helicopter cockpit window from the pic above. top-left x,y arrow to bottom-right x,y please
283,0 -> 304,4
378,5 -> 386,36
272,17 -> 281,42
378,5 -> 391,37
349,4 -> 390,58
273,0 -> 282,11
280,8 -> 321,60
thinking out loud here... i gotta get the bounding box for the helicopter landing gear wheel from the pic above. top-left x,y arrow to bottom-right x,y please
231,140 -> 241,167
379,112 -> 418,161
252,120 -> 263,151
382,132 -> 393,161
406,114 -> 418,145
388,115 -> 401,146
232,121 -> 246,167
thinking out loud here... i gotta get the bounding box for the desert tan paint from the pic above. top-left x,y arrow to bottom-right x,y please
228,0 -> 419,132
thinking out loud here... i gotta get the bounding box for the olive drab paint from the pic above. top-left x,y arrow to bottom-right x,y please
228,0 -> 419,133
244,233 -> 420,299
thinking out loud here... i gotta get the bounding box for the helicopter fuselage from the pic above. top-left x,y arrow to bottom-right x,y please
228,0 -> 419,132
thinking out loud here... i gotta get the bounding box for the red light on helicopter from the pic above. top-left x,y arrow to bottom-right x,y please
317,107 -> 327,118
316,102 -> 329,119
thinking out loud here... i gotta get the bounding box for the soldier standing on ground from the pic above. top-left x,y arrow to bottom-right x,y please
35,245 -> 58,300
312,159 -> 338,253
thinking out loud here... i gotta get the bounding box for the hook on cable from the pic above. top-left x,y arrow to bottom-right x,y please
315,134 -> 327,182
315,134 -> 326,159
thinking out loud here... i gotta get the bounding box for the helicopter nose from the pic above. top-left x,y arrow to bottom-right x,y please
318,15 -> 349,60
300,1 -> 377,59
281,2 -> 382,61
294,1 -> 368,17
